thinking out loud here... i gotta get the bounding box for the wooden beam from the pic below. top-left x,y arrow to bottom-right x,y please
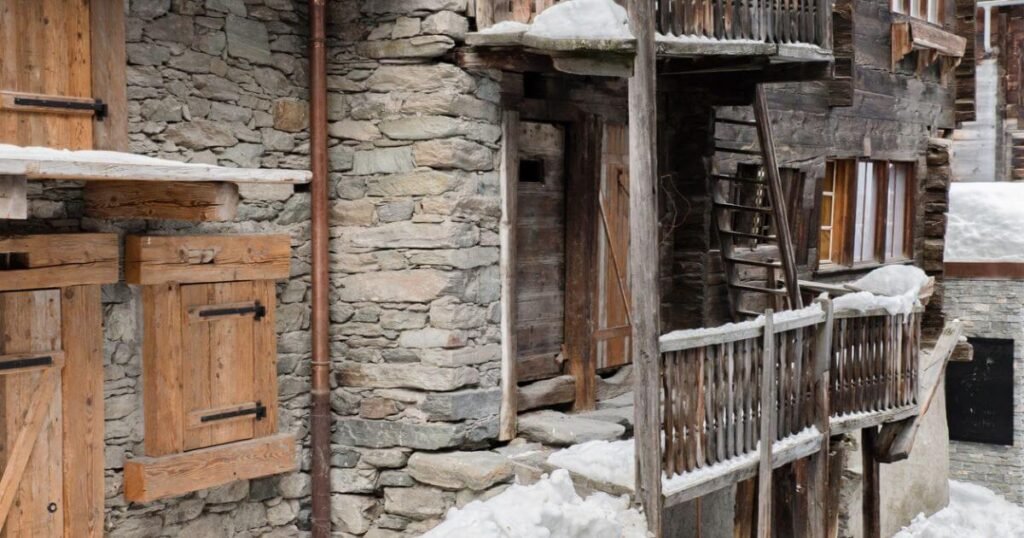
61,286 -> 104,538
0,175 -> 27,220
862,426 -> 881,538
142,283 -> 184,457
825,437 -> 849,538
455,49 -> 556,73
757,310 -> 777,538
124,234 -> 291,285
0,369 -> 60,531
807,298 -> 834,537
123,433 -> 298,503
85,181 -> 239,221
90,0 -> 129,152
0,234 -> 119,292
628,0 -> 662,531
499,111 -> 520,441
944,261 -> 1024,279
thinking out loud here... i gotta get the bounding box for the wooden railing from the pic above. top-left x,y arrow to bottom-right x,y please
829,307 -> 922,434
477,0 -> 831,48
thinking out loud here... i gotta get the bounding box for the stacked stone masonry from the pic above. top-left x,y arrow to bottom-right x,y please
944,278 -> 1024,504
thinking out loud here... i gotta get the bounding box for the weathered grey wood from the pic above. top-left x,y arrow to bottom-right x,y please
863,426 -> 881,538
0,153 -> 310,184
0,175 -> 27,220
659,307 -> 824,353
628,0 -> 663,532
500,111 -> 521,441
808,298 -> 834,537
757,309 -> 776,538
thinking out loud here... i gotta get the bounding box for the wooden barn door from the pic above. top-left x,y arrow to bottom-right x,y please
595,123 -> 632,369
0,290 -> 63,537
0,0 -> 95,150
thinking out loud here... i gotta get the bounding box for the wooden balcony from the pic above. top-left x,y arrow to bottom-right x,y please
465,0 -> 833,76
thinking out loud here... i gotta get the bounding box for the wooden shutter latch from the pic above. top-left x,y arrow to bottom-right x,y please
199,402 -> 267,424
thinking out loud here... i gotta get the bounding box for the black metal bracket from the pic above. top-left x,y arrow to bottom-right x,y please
200,402 -> 267,423
0,355 -> 52,371
198,302 -> 267,321
13,96 -> 107,121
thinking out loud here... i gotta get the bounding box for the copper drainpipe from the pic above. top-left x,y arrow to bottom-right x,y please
308,0 -> 331,536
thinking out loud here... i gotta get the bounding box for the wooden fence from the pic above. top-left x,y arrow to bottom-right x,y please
477,0 -> 831,47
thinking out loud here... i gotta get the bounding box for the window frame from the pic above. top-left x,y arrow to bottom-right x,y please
818,158 -> 915,270
892,0 -> 943,25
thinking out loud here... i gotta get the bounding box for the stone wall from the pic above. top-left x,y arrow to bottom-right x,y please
3,0 -> 316,535
944,278 -> 1024,503
328,1 -> 510,535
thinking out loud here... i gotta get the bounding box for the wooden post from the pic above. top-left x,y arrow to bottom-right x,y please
628,0 -> 663,533
825,437 -> 848,538
807,298 -> 834,537
499,111 -> 520,441
756,309 -> 777,538
753,86 -> 802,310
862,426 -> 881,538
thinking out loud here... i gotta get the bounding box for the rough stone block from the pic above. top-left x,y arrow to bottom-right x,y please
337,362 -> 478,391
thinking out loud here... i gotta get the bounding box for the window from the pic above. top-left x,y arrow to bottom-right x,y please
892,0 -> 942,24
819,160 -> 914,267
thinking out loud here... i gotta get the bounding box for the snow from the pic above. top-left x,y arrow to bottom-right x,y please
894,480 -> 1024,537
423,469 -> 650,538
945,182 -> 1024,262
0,143 -> 205,167
479,20 -> 530,34
526,0 -> 633,40
832,265 -> 930,316
655,33 -> 766,45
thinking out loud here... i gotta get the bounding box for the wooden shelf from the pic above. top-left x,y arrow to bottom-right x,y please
0,234 -> 119,292
123,433 -> 297,503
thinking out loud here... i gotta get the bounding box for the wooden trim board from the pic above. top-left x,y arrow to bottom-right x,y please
945,262 -> 1024,279
0,234 -> 119,292
123,433 -> 297,503
125,235 -> 291,285
84,181 -> 239,222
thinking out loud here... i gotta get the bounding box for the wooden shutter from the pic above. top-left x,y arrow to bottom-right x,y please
0,0 -> 95,150
595,123 -> 632,370
954,0 -> 977,123
0,290 -> 63,537
180,281 -> 277,451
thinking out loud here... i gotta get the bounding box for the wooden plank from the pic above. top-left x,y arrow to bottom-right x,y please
60,285 -> 103,538
0,156 -> 311,185
84,181 -> 239,222
807,298 -> 833,538
500,111 -> 520,441
251,280 -> 278,439
756,310 -> 776,538
0,176 -> 26,220
944,262 -> 1024,279
862,426 -> 881,538
906,18 -> 967,57
123,433 -> 298,503
142,284 -> 184,457
90,0 -> 129,152
0,234 -> 119,292
125,234 -> 292,285
628,0 -> 663,531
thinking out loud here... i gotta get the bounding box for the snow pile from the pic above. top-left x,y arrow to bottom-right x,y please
0,143 -> 205,167
833,265 -> 930,316
479,20 -> 530,34
527,0 -> 632,39
945,182 -> 1024,262
423,469 -> 650,538
894,480 -> 1024,537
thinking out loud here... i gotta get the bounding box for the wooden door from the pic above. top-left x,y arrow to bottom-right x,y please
514,121 -> 567,381
0,0 -> 94,149
0,289 -> 63,537
180,281 -> 274,451
595,124 -> 632,369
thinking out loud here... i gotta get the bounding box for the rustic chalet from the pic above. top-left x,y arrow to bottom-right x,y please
0,0 -> 975,537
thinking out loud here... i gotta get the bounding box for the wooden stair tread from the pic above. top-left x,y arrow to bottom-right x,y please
730,283 -> 788,295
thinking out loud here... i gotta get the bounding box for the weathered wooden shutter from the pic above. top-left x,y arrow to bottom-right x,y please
0,0 -> 96,150
955,0 -> 977,123
828,0 -> 855,107
180,281 -> 277,451
0,290 -> 63,537
595,123 -> 632,370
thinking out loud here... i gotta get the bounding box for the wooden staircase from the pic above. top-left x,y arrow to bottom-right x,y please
712,86 -> 803,320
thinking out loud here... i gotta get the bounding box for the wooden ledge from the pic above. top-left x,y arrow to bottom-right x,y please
945,261 -> 1024,279
124,433 -> 297,503
0,234 -> 119,291
125,234 -> 292,285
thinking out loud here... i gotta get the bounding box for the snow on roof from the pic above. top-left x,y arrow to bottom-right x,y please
422,469 -> 649,538
893,480 -> 1024,537
832,265 -> 930,316
527,0 -> 633,40
945,182 -> 1024,262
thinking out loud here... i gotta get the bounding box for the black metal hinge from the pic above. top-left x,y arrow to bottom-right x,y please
13,96 -> 107,120
0,355 -> 52,371
198,302 -> 267,321
200,402 -> 267,423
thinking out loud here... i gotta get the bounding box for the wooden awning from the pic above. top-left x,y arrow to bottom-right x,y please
891,18 -> 967,76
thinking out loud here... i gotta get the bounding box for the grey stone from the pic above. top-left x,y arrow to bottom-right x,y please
517,410 -> 626,446
414,139 -> 493,171
379,470 -> 415,488
381,310 -> 428,330
333,419 -> 469,450
337,362 -> 478,391
406,451 -> 512,491
274,98 -> 309,132
164,120 -> 238,149
358,36 -> 456,59
366,64 -> 475,94
368,170 -> 458,197
265,500 -> 295,526
364,0 -> 467,15
336,269 -> 464,303
420,387 -> 502,421
392,17 -> 421,38
147,13 -> 194,44
180,514 -> 232,538
206,480 -> 249,503
330,119 -> 381,142
360,448 -> 410,468
384,486 -> 454,520
332,494 -> 379,534
407,247 -> 500,269
219,142 -> 263,168
353,147 -> 416,175
423,11 -> 469,39
377,199 -> 415,223
330,468 -> 378,494
127,43 -> 171,66
225,15 -> 271,64
419,344 -> 500,367
429,298 -> 487,329
206,0 -> 246,15
344,221 -> 478,249
131,0 -> 171,19
331,199 -> 376,226
233,502 -> 269,530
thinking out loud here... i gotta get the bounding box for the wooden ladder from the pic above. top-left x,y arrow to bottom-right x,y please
712,86 -> 803,320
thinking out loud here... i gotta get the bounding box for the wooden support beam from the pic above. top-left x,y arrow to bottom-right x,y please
85,181 -> 239,222
825,437 -> 849,538
0,175 -> 26,220
61,286 -> 104,537
757,310 -> 777,538
499,110 -> 520,441
862,426 -> 881,538
807,298 -> 834,537
124,234 -> 291,285
141,283 -> 184,457
628,0 -> 662,532
90,0 -> 129,152
0,234 -> 119,292
124,433 -> 297,503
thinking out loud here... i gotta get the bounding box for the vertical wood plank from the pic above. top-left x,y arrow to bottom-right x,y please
91,0 -> 128,151
252,280 -> 279,439
61,285 -> 104,538
499,111 -> 520,441
756,310 -> 776,538
143,283 -> 184,457
862,426 -> 881,538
